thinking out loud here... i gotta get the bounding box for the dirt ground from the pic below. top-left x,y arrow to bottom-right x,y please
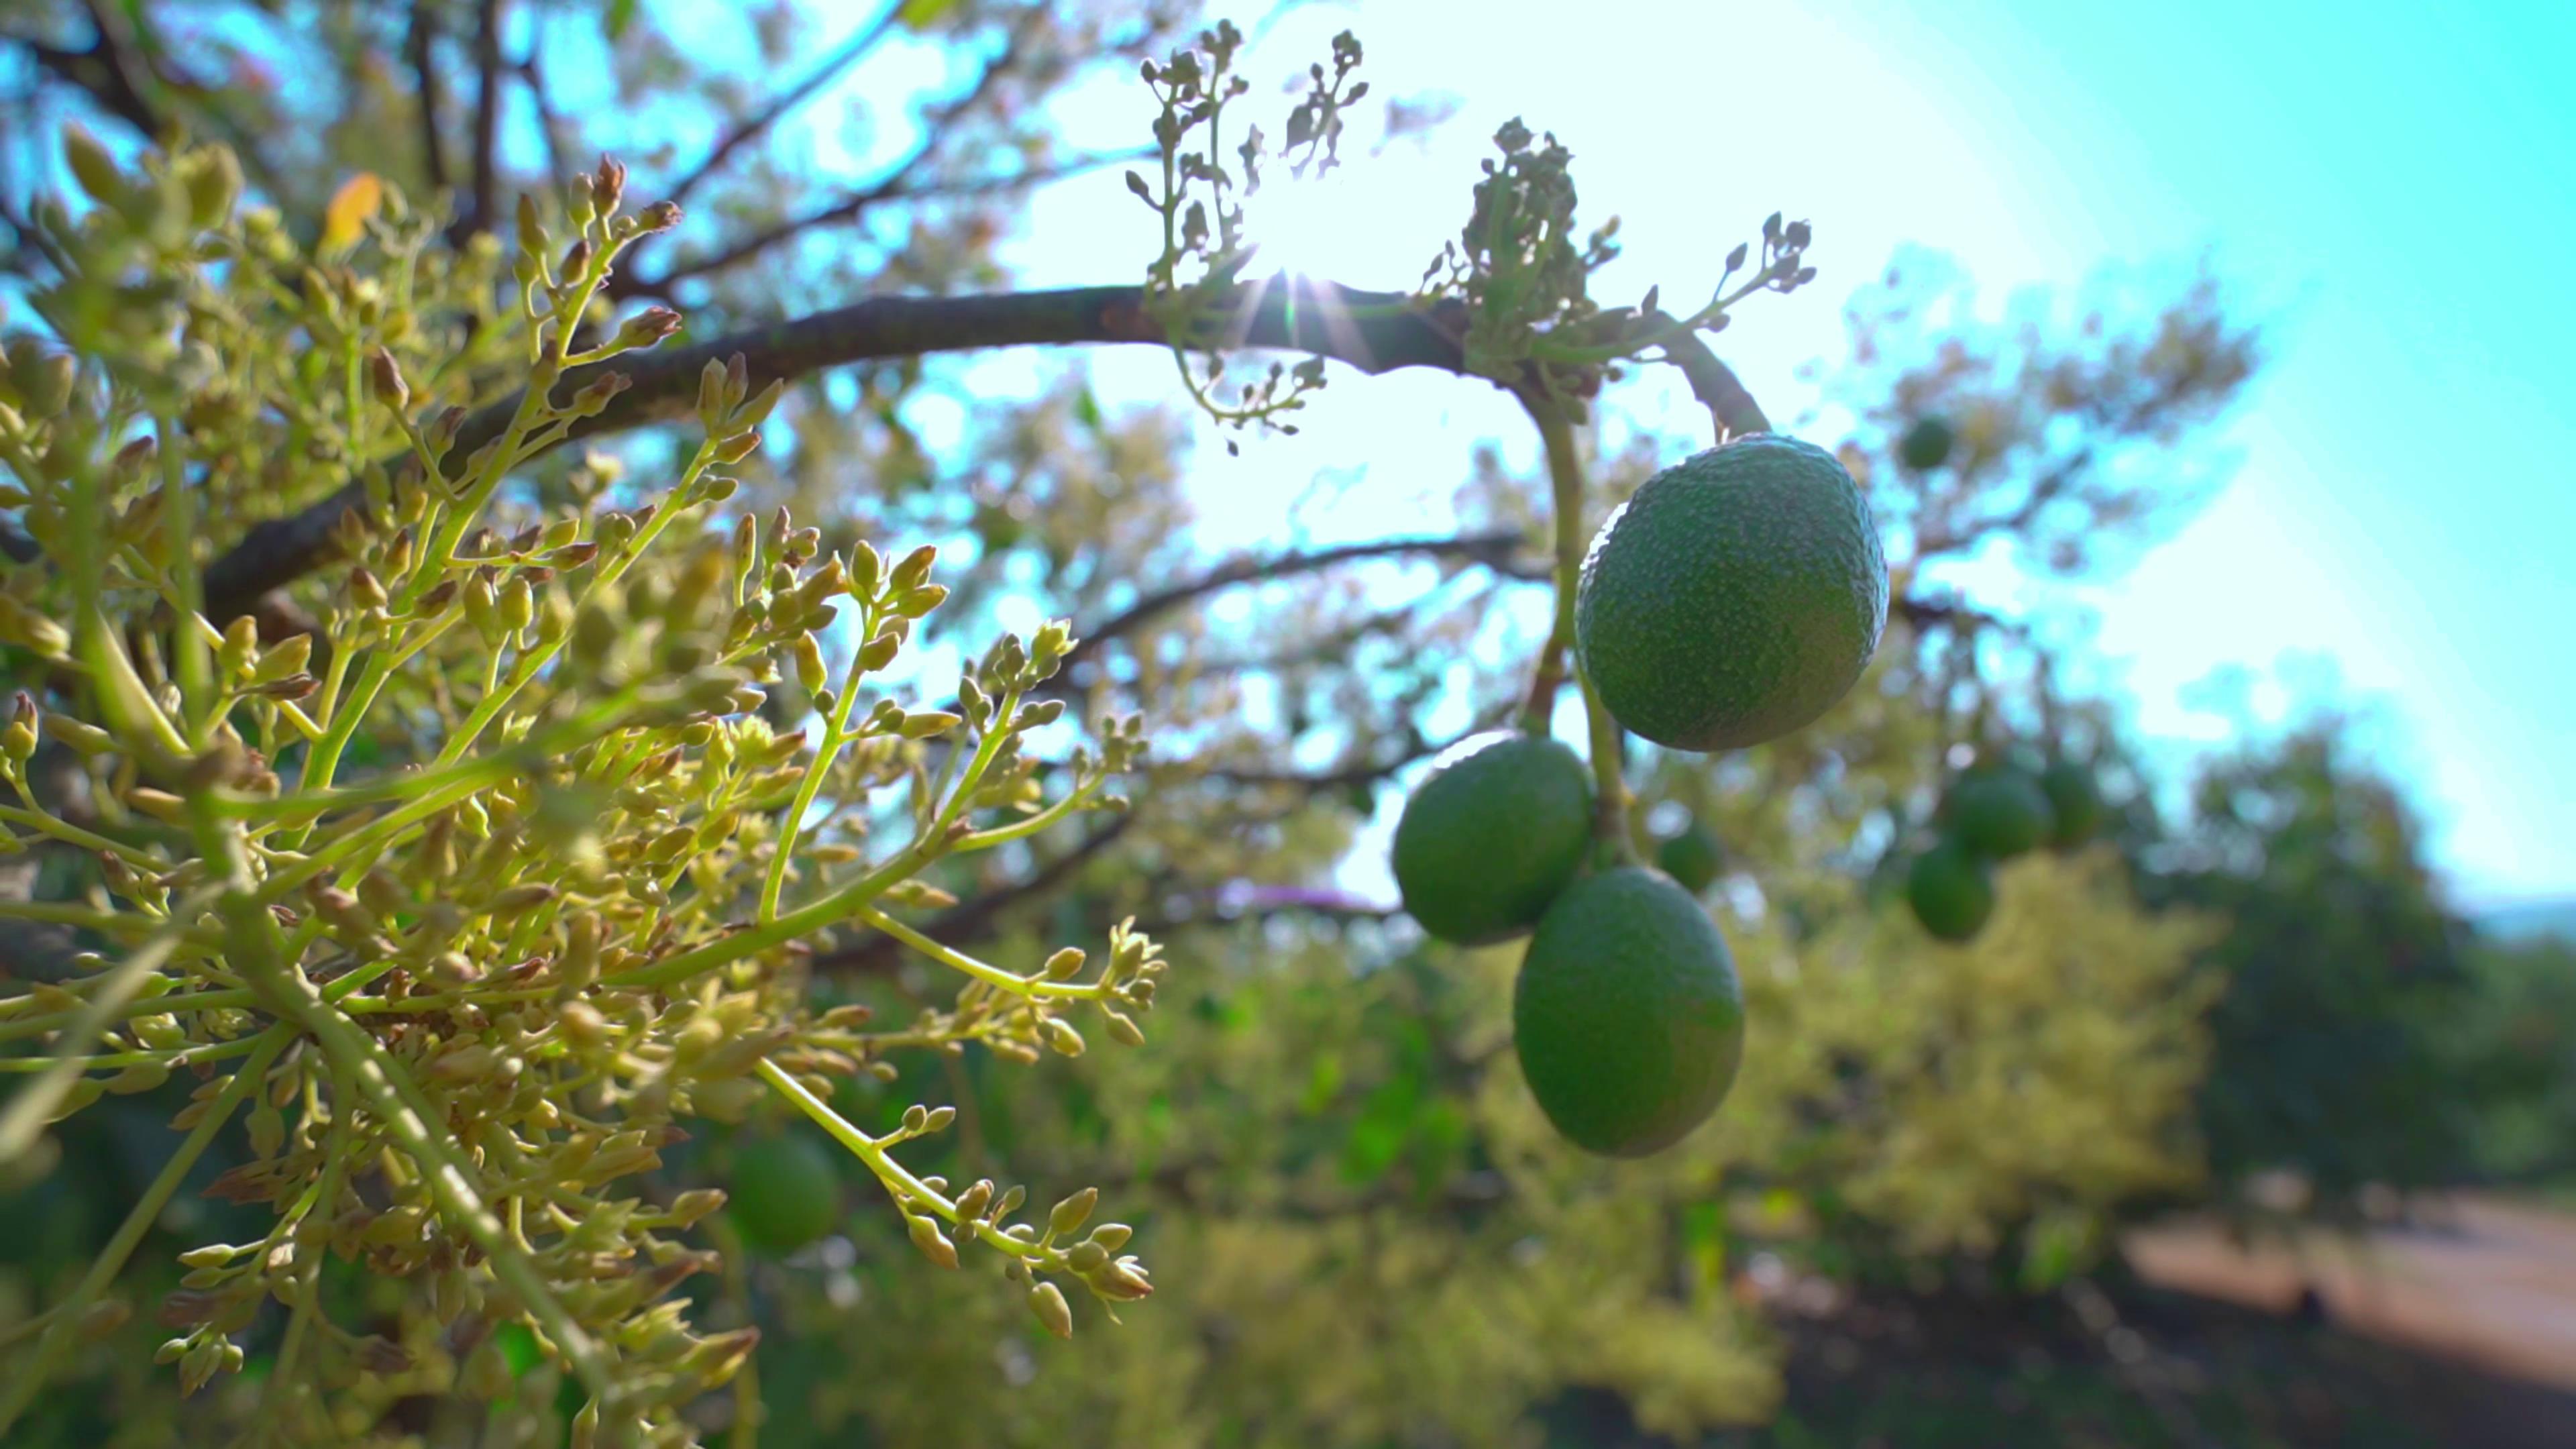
2125,1192 -> 2576,1394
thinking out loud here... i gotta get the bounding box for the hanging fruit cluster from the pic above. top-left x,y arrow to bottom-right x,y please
1395,433 -> 1887,1157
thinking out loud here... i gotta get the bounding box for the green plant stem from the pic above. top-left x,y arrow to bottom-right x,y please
263,1100 -> 354,1421
0,800 -> 161,863
700,1214 -> 763,1449
760,602 -> 883,922
0,1025 -> 290,1436
612,769 -> 1099,995
193,810 -> 616,1408
757,1059 -> 1063,1269
933,690 -> 1020,835
1519,398 -> 1590,735
0,959 -> 394,1049
1579,672 -> 1635,865
847,905 -> 1094,1000
0,886 -> 217,1164
1523,394 -> 1638,859
430,445 -> 709,769
0,1034 -> 262,1073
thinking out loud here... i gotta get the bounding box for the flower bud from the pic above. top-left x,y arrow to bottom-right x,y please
906,1214 -> 959,1270
889,544 -> 938,592
1027,1280 -> 1073,1339
1048,1187 -> 1097,1238
368,347 -> 409,411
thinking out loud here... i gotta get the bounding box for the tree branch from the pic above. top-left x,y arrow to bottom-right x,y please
458,0 -> 504,243
517,52 -> 570,199
21,5 -> 166,141
620,149 -> 1150,301
1654,317 -> 1774,437
407,1 -> 449,196
619,9 -> 1048,297
1055,530 -> 1532,678
197,278 -> 1768,623
659,7 -> 906,210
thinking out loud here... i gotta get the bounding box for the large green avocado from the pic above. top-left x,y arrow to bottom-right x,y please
1392,732 -> 1595,945
1512,867 -> 1746,1157
2039,761 -> 2106,849
1574,435 -> 1888,752
1946,766 -> 2056,859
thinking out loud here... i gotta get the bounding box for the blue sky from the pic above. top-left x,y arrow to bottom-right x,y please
127,0 -> 2570,906
969,0 -> 2575,908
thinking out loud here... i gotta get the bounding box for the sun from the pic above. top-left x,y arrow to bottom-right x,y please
1230,170 -> 1428,286
1235,187 -> 1352,280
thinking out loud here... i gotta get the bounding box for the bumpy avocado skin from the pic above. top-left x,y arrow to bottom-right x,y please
1513,867 -> 1746,1157
1576,435 -> 1888,752
1393,733 -> 1595,945
1907,842 -> 1996,943
1947,767 -> 2057,859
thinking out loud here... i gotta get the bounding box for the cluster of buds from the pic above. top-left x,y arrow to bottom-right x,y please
0,133 -> 1166,1448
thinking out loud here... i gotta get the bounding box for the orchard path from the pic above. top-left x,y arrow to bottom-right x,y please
2125,1192 -> 2576,1393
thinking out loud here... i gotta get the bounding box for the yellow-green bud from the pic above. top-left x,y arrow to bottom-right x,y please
1027,1280 -> 1073,1339
1042,1018 -> 1085,1057
906,1214 -> 959,1270
890,544 -> 937,592
791,633 -> 828,694
1048,1187 -> 1097,1238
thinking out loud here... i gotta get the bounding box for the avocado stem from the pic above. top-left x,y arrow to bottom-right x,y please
1516,398 -> 1586,736
1523,392 -> 1640,861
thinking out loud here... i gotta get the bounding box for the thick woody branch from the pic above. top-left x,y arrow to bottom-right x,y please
202,278 -> 1704,621
458,0 -> 503,243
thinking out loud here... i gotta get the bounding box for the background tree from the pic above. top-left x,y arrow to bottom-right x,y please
2139,713 -> 2479,1224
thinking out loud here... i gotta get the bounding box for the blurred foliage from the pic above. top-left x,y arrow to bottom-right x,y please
2138,722 -> 2478,1224
2447,932 -> 2576,1187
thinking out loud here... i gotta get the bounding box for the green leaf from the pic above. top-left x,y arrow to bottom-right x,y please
898,0 -> 959,28
492,1322 -> 541,1377
604,0 -> 639,42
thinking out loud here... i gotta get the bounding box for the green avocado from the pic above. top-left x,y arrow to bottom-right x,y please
1575,435 -> 1888,753
1512,867 -> 1746,1157
1656,817 -> 1725,895
1899,416 -> 1956,471
1946,767 -> 2057,859
728,1131 -> 842,1254
1392,732 -> 1594,945
2039,761 -> 2106,849
1907,841 -> 1996,943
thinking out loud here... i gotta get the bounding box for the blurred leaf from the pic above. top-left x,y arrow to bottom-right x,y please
319,172 -> 382,256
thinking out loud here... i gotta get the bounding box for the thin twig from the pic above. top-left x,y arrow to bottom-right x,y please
659,6 -> 906,209
1056,530 -> 1529,678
